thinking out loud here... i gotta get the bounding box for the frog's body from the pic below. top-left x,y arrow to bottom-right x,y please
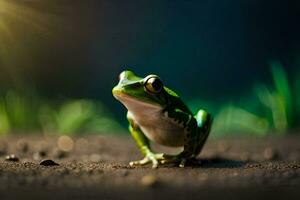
112,70 -> 212,168
120,94 -> 184,147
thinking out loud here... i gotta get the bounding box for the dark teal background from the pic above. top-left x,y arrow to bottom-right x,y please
0,0 -> 299,123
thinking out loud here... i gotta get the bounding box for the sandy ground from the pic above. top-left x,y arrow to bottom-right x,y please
0,134 -> 299,200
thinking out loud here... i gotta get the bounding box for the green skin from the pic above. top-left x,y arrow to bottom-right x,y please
112,70 -> 212,168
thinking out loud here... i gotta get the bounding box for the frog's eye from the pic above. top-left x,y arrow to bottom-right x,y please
118,71 -> 126,81
145,77 -> 163,94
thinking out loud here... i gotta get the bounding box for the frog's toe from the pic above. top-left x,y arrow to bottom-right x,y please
159,155 -> 188,167
129,153 -> 163,168
151,160 -> 159,168
159,155 -> 178,165
148,153 -> 166,168
129,157 -> 150,166
179,158 -> 187,168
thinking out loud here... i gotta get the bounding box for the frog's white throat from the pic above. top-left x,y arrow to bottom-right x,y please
114,93 -> 163,115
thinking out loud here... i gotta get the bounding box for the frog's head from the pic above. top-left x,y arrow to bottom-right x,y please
112,70 -> 167,109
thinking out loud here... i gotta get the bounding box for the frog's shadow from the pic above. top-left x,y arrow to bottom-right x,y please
184,157 -> 246,168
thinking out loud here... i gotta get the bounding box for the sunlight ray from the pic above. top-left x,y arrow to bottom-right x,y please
0,0 -> 54,36
0,0 -> 62,88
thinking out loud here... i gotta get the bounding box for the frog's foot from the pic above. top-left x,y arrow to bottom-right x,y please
129,153 -> 164,168
160,154 -> 191,168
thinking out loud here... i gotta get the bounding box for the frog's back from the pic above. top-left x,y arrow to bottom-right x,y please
164,86 -> 193,115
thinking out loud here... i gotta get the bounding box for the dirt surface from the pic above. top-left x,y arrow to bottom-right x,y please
0,134 -> 299,200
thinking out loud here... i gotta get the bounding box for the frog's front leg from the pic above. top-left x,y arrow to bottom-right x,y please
127,113 -> 164,168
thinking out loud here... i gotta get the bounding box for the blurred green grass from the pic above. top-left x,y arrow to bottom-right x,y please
0,61 -> 299,136
0,90 -> 123,135
189,61 -> 299,136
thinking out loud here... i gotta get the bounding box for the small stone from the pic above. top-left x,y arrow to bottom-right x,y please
141,175 -> 158,187
39,159 -> 59,166
263,147 -> 278,161
16,139 -> 29,153
57,136 -> 74,152
40,150 -> 47,157
5,154 -> 19,162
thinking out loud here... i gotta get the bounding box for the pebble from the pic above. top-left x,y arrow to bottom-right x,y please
5,154 -> 19,162
39,150 -> 47,157
57,136 -> 74,152
39,159 -> 59,166
141,175 -> 158,187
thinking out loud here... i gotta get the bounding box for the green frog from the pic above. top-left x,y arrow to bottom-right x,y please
112,70 -> 212,168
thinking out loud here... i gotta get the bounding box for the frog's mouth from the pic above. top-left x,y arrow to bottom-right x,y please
113,93 -> 162,113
